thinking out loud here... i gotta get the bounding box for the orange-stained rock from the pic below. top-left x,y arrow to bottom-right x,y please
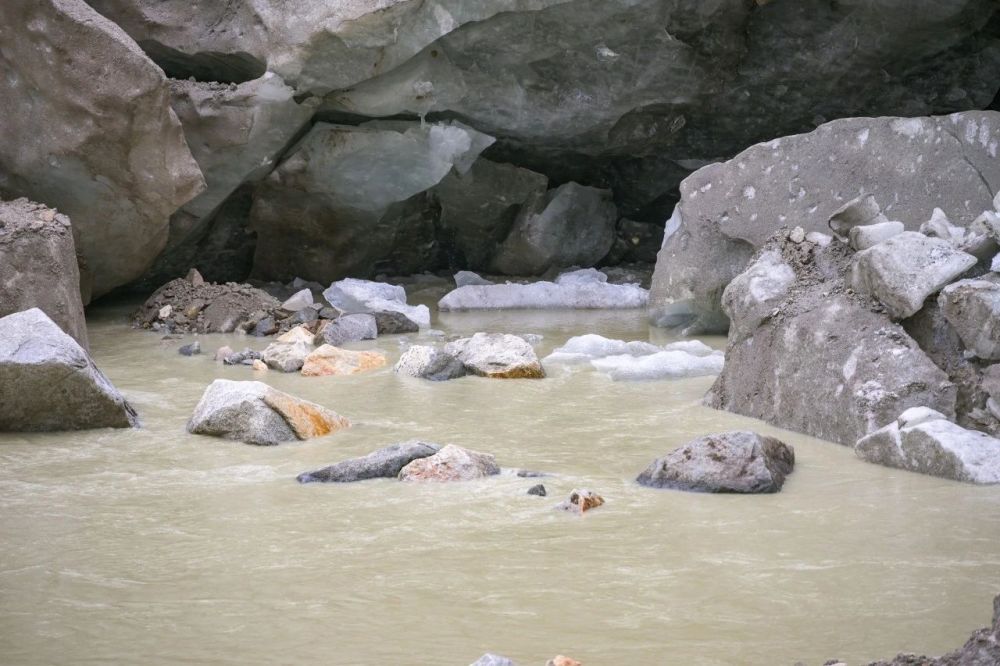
547,656 -> 582,666
252,359 -> 268,372
398,444 -> 500,482
263,389 -> 350,439
301,344 -> 387,377
556,489 -> 604,515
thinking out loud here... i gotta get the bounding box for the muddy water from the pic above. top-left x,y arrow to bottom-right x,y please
1,299 -> 999,666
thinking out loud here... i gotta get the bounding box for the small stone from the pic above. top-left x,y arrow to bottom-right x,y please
318,306 -> 342,320
185,268 -> 205,286
214,345 -> 234,362
252,359 -> 267,371
527,484 -> 547,496
158,304 -> 172,319
470,654 -> 517,666
252,316 -> 278,337
178,341 -> 201,356
281,288 -> 314,312
275,325 -> 315,345
788,226 -> 805,243
555,489 -> 604,514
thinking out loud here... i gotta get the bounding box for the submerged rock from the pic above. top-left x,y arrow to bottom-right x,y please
855,407 -> 1000,484
650,112 -> 1000,333
491,182 -> 617,276
555,489 -> 605,515
636,431 -> 794,493
0,198 -> 89,348
301,345 -> 387,377
444,333 -> 545,379
470,655 -> 517,666
0,0 -> 205,299
187,379 -> 348,445
864,594 -> 1000,666
439,270 -> 648,311
0,309 -> 138,431
398,444 -> 500,482
323,278 -> 430,328
527,484 -> 547,497
178,341 -> 201,356
281,288 -> 314,313
297,441 -> 440,484
849,231 -> 977,320
393,345 -> 467,382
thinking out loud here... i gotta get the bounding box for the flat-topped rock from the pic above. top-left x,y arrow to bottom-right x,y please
939,276 -> 1000,360
301,345 -> 387,377
321,313 -> 377,347
394,345 -> 467,382
637,431 -> 794,493
0,309 -> 138,431
187,379 -> 348,445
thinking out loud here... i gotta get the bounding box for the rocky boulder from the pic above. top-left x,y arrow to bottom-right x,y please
398,444 -> 500,482
490,182 -> 618,276
636,431 -> 795,493
849,231 -> 977,320
297,441 -> 441,483
0,0 -> 204,299
0,198 -> 88,348
855,407 -> 1000,484
187,379 -> 349,445
706,234 -> 957,446
393,345 -> 467,382
939,276 -> 1000,360
444,333 -> 545,379
555,489 -> 605,515
0,309 -> 138,431
321,314 -> 378,347
261,341 -> 312,373
650,112 -> 1000,333
373,311 -> 419,335
301,345 -> 387,377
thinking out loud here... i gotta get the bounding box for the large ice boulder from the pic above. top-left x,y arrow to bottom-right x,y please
636,431 -> 795,493
706,234 -> 956,446
855,407 -> 1000,484
0,309 -> 138,431
490,182 -> 617,276
187,379 -> 349,445
0,198 -> 88,348
323,278 -> 430,328
0,0 -> 204,299
438,269 -> 648,311
591,349 -> 724,382
650,112 -> 1000,333
250,120 -> 493,284
297,441 -> 441,484
543,334 -> 663,365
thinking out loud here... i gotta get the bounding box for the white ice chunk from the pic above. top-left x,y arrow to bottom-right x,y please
324,278 -> 430,327
590,350 -> 725,381
438,278 -> 648,311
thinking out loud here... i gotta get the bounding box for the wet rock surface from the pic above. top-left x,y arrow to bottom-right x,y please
301,345 -> 387,377
636,431 -> 795,493
297,441 -> 441,484
0,198 -> 88,348
394,345 -> 467,382
187,379 -> 348,445
555,489 -> 605,514
444,333 -> 545,379
0,309 -> 138,431
398,444 -> 500,482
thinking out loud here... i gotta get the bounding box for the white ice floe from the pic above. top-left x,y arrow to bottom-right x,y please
590,349 -> 725,381
544,334 -> 715,365
323,278 -> 430,328
438,269 -> 648,311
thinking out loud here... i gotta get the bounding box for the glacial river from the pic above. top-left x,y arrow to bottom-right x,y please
1,298 -> 998,665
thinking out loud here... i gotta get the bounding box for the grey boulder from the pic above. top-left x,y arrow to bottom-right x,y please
849,231 -> 976,320
939,276 -> 1000,360
491,182 -> 618,276
398,444 -> 500,482
636,431 -> 795,493
849,220 -> 905,252
261,341 -> 312,373
650,112 -> 1000,333
0,198 -> 89,348
373,311 -> 419,335
0,309 -> 138,431
0,0 -> 204,299
321,314 -> 378,347
187,379 -> 349,446
720,249 -> 795,342
394,345 -> 467,382
296,441 -> 441,483
444,333 -> 545,379
855,407 -> 1000,484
